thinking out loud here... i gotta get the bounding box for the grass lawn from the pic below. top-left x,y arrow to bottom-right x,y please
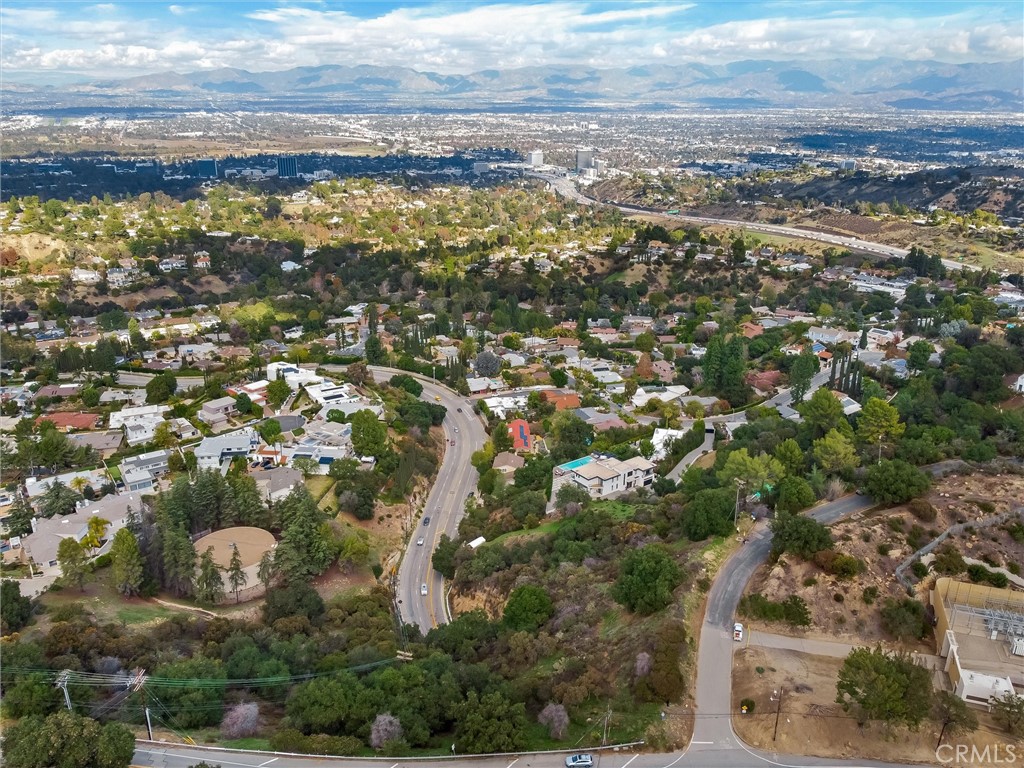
115,603 -> 176,625
304,475 -> 335,502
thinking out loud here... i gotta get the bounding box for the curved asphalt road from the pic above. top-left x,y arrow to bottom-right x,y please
367,366 -> 488,633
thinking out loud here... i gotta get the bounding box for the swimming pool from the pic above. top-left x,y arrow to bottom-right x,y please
559,456 -> 592,471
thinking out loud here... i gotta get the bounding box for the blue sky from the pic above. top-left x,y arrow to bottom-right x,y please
1,1 -> 1021,81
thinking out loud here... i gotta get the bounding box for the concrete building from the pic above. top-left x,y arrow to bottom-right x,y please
575,147 -> 595,171
550,454 -> 655,505
277,156 -> 298,178
199,396 -> 238,427
930,577 -> 1023,708
526,150 -> 544,166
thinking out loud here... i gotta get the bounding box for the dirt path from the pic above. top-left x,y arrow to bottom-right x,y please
151,598 -> 217,618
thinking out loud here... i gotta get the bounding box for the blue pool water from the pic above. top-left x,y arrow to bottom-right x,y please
560,456 -> 592,470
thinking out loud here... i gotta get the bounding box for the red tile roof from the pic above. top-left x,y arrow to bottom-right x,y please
36,412 -> 100,431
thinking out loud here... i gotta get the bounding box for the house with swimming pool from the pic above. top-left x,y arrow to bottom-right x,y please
549,453 -> 656,508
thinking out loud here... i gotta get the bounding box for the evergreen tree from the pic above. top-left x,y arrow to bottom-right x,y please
227,544 -> 247,603
109,528 -> 144,597
57,538 -> 89,591
195,547 -> 225,606
162,524 -> 196,597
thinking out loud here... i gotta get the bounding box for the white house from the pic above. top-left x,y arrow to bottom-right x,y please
266,362 -> 323,390
194,429 -> 259,472
109,404 -> 170,446
550,454 -> 655,506
1014,373 -> 1024,394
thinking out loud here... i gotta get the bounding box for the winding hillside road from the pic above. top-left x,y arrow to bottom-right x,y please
367,366 -> 488,633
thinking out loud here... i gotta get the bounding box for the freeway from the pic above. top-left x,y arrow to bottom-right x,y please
367,366 -> 488,633
532,172 -> 978,272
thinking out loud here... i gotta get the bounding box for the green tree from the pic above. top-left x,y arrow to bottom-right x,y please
162,524 -> 196,597
857,397 -> 905,458
879,598 -> 927,641
80,386 -> 100,407
80,515 -> 110,551
259,418 -> 283,444
57,537 -> 89,591
835,646 -> 932,731
266,378 -> 291,410
286,674 -> 357,734
0,580 -> 33,634
799,386 -> 844,437
274,487 -> 333,583
773,438 -> 805,478
431,533 -> 461,579
145,371 -> 177,404
635,331 -> 656,353
152,421 -> 177,449
717,448 -> 784,494
682,487 -> 735,540
38,479 -> 82,518
351,409 -> 388,458
109,528 -> 144,597
789,350 -> 818,404
812,429 -> 859,475
234,392 -> 253,415
153,657 -> 227,728
227,543 -> 247,602
907,340 -> 935,371
991,692 -> 1024,737
365,333 -> 387,365
864,460 -> 931,506
613,545 -> 683,615
3,496 -> 34,537
775,476 -> 816,514
196,547 -> 225,606
502,585 -> 554,632
549,411 -> 594,464
770,512 -> 832,559
933,690 -> 979,747
2,673 -> 59,718
455,690 -> 527,753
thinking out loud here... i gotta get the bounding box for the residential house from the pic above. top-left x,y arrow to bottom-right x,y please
99,389 -> 146,406
171,418 -> 200,440
1015,373 -> 1024,394
539,390 -> 581,411
22,493 -> 142,575
70,268 -> 102,285
253,467 -> 304,502
651,360 -> 675,384
178,342 -> 218,360
867,328 -> 898,348
740,322 -> 764,339
746,370 -> 784,395
121,449 -> 171,492
194,429 -> 259,472
110,404 -> 170,447
158,257 -> 187,272
67,430 -> 125,459
493,452 -> 525,474
35,412 -> 100,432
550,455 -> 656,504
266,362 -> 323,390
199,396 -> 238,427
508,419 -> 533,452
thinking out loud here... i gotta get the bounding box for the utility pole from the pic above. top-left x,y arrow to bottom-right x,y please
773,687 -> 784,741
55,670 -> 72,711
734,479 -> 744,532
602,705 -> 612,745
145,707 -> 154,740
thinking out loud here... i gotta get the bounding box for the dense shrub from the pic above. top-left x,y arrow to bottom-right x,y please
967,564 -> 1009,588
907,499 -> 937,523
813,550 -> 865,579
739,594 -> 811,627
880,598 -> 927,641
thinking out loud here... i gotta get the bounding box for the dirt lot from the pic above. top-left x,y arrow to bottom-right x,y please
733,646 -> 1018,764
747,472 -> 1024,642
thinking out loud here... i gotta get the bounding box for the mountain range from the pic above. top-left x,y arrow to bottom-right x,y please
6,59 -> 1023,111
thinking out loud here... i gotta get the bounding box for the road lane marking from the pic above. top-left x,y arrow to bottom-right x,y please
505,760 -> 519,768
258,759 -> 278,767
620,755 -> 638,768
691,740 -> 714,744
135,751 -> 261,768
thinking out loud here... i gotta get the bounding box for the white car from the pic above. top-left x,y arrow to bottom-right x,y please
565,756 -> 594,768
416,537 -> 425,546
733,622 -> 744,642
420,583 -> 428,596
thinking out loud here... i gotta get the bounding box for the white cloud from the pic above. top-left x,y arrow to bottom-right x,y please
1,1 -> 1020,79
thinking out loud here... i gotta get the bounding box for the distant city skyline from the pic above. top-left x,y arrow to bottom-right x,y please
1,1 -> 1022,84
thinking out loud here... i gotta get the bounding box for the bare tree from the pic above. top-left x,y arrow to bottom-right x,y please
538,702 -> 569,740
634,651 -> 653,678
221,702 -> 261,739
370,713 -> 404,750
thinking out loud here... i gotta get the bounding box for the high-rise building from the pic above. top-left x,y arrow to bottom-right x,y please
196,158 -> 218,179
575,148 -> 594,172
526,150 -> 544,166
277,157 -> 298,178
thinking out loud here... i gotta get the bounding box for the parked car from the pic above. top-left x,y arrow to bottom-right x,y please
565,755 -> 594,768
420,583 -> 428,596
733,622 -> 744,642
